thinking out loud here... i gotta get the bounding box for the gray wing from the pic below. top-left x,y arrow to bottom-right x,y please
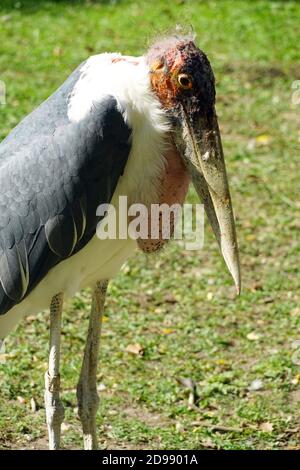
0,86 -> 131,315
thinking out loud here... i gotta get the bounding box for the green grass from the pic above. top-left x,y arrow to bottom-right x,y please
0,0 -> 300,450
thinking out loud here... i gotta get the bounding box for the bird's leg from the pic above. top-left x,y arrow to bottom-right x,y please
77,280 -> 108,450
44,293 -> 65,450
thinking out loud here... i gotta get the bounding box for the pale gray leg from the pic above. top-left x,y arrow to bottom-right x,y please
77,280 -> 108,450
44,293 -> 65,450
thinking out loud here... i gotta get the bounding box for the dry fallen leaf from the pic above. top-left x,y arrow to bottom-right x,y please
255,134 -> 272,146
124,343 -> 144,356
25,315 -> 36,323
154,307 -> 164,314
245,234 -> 256,241
291,374 -> 300,385
17,396 -> 26,405
260,422 -> 273,433
248,379 -> 264,391
97,383 -> 106,392
247,332 -> 260,341
161,328 -> 176,335
175,422 -> 184,432
200,437 -> 217,449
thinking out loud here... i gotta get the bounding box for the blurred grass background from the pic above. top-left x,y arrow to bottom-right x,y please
0,0 -> 299,450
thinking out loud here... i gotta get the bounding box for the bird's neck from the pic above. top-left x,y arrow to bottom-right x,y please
68,52 -> 186,206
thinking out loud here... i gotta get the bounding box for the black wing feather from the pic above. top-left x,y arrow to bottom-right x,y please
0,87 -> 131,315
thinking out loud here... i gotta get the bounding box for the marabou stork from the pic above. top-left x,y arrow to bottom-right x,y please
0,36 -> 240,450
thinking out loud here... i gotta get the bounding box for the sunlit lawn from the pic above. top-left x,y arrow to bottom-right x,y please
0,0 -> 299,449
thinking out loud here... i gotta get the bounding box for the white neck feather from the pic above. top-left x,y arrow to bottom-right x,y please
68,53 -> 171,205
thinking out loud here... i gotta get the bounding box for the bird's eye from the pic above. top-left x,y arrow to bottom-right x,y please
177,73 -> 193,89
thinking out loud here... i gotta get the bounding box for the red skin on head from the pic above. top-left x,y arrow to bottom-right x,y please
149,49 -> 185,108
147,39 -> 194,109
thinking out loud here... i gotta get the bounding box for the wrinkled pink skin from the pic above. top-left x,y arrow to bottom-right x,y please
136,139 -> 190,253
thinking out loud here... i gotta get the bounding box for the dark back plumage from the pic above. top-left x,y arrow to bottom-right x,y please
0,66 -> 132,315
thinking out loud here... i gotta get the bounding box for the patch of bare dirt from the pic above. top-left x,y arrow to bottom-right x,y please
122,406 -> 171,428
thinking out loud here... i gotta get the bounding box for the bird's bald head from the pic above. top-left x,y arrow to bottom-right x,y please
146,36 -> 216,118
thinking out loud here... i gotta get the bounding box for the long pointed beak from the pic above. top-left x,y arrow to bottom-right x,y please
180,108 -> 241,294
